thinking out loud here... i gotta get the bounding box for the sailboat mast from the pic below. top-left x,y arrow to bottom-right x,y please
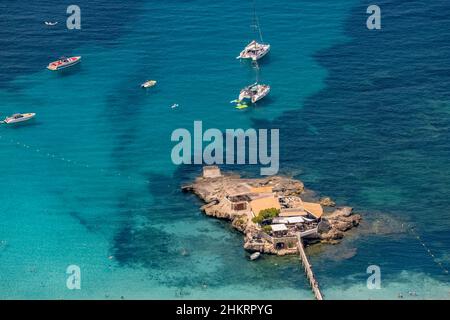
253,0 -> 264,43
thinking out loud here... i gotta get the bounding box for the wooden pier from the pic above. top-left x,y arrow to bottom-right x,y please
297,234 -> 324,300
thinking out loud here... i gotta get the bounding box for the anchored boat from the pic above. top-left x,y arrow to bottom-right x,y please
249,252 -> 261,261
141,80 -> 157,88
2,113 -> 36,124
239,82 -> 270,103
236,0 -> 270,61
47,56 -> 81,71
237,40 -> 270,61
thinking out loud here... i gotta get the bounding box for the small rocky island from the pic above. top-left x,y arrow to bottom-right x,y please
182,166 -> 361,256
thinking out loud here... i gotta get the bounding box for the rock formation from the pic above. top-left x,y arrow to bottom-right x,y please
183,169 -> 361,255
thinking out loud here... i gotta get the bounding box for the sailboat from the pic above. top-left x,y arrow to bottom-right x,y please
238,82 -> 270,103
237,66 -> 271,104
236,0 -> 270,61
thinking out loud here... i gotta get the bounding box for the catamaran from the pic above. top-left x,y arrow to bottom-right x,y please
2,113 -> 36,124
236,0 -> 270,61
47,56 -> 81,71
237,40 -> 270,61
238,82 -> 270,103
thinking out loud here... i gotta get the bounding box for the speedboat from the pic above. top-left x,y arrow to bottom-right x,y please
141,80 -> 157,88
47,56 -> 81,71
237,40 -> 270,61
2,113 -> 36,124
45,21 -> 58,26
238,82 -> 270,103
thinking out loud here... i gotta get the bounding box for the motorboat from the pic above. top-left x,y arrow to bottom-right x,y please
237,40 -> 270,61
238,82 -> 270,103
250,252 -> 261,261
141,80 -> 157,88
45,21 -> 58,26
47,56 -> 81,71
2,113 -> 36,124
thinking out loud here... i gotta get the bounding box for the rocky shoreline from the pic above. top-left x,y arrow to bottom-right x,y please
182,166 -> 361,256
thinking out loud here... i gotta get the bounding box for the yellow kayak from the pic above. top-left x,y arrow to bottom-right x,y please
235,103 -> 249,109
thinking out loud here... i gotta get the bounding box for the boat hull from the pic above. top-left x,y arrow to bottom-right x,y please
3,113 -> 36,124
252,45 -> 270,61
141,80 -> 157,88
252,86 -> 270,103
47,56 -> 81,71
239,84 -> 270,104
237,42 -> 270,61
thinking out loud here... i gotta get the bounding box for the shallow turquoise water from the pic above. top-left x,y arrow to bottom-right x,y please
0,0 -> 449,299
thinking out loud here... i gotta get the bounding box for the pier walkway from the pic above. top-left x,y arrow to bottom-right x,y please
297,234 -> 323,300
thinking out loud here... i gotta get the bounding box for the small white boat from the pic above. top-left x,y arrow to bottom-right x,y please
250,252 -> 261,261
141,80 -> 157,88
2,113 -> 36,124
237,40 -> 270,61
239,82 -> 270,103
45,21 -> 58,26
47,56 -> 81,71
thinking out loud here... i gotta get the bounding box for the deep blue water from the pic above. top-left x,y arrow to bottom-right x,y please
0,0 -> 449,299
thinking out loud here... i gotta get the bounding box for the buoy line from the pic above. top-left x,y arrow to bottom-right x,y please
0,134 -> 152,186
404,223 -> 449,275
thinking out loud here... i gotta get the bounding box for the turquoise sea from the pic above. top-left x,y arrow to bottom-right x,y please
0,0 -> 449,299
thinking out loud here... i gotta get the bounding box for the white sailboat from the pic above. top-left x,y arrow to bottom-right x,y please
239,82 -> 270,103
236,0 -> 270,61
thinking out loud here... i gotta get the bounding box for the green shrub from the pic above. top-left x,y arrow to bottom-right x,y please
252,207 -> 280,224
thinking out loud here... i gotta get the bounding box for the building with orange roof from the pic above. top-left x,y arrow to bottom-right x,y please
302,201 -> 323,219
249,196 -> 281,217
